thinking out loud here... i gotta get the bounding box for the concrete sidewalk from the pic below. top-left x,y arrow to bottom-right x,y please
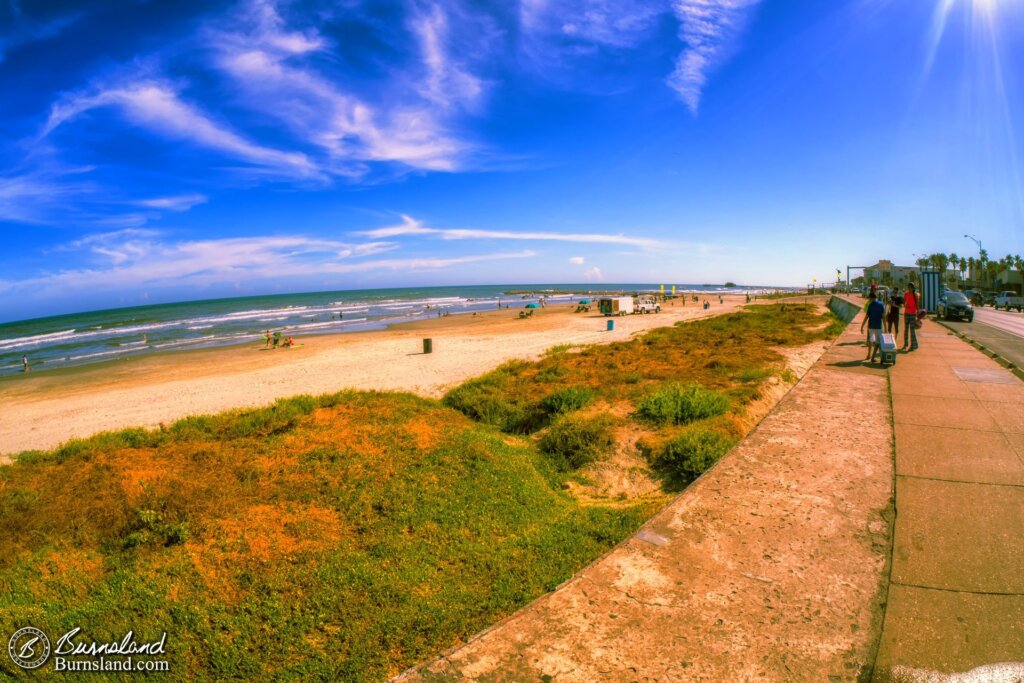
872,319 -> 1024,680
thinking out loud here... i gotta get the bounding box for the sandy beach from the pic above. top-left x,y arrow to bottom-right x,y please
0,297 -> 755,458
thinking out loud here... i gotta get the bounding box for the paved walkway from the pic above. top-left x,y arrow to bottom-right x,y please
872,319 -> 1024,680
938,310 -> 1024,374
400,312 -> 894,681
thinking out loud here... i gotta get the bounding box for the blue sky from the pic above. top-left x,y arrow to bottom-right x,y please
1,0 -> 1022,321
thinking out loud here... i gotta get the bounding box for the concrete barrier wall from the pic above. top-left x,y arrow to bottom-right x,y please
828,295 -> 862,324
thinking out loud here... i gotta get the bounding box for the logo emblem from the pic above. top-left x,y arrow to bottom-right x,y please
8,627 -> 51,670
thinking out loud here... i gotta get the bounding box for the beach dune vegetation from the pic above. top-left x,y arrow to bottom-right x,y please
636,383 -> 730,426
539,413 -> 616,471
0,303 -> 844,679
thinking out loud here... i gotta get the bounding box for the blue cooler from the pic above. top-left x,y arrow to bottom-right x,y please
879,333 -> 897,366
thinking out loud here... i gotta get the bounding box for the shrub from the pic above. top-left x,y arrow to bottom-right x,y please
122,508 -> 190,549
637,383 -> 730,426
539,387 -> 596,415
653,429 -> 734,486
443,362 -> 543,432
539,414 -> 615,471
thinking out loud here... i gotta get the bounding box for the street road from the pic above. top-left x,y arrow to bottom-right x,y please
940,306 -> 1024,370
973,307 -> 1024,337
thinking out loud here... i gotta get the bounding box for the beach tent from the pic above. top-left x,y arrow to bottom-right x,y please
525,303 -> 540,309
579,299 -> 591,305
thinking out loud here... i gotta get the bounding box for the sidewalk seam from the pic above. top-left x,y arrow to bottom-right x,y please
896,473 -> 1024,490
889,581 -> 1024,597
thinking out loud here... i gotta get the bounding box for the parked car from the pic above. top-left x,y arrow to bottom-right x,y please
936,291 -> 974,322
633,296 -> 662,314
994,291 -> 1023,312
982,291 -> 998,306
963,289 -> 982,306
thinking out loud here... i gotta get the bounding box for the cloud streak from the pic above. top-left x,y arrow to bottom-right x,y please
2,229 -> 532,298
360,215 -> 664,248
668,0 -> 764,114
42,80 -> 317,178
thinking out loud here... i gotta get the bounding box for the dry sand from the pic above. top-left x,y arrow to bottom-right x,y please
0,297 -> 757,458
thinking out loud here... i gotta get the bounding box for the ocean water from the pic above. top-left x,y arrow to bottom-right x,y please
0,284 -> 781,375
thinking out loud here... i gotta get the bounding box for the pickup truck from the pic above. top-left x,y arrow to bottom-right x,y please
633,296 -> 662,314
994,291 -> 1023,312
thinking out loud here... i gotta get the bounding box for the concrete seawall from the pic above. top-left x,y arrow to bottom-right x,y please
829,294 -> 862,323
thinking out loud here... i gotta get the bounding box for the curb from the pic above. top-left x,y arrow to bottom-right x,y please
932,318 -> 1024,383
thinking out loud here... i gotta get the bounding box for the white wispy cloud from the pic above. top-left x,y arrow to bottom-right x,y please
519,0 -> 762,114
134,193 -> 208,211
41,80 -> 317,178
584,266 -> 604,281
569,256 -> 585,265
360,214 -> 664,248
207,0 -> 477,173
409,3 -> 486,111
2,229 -> 530,297
519,0 -> 663,51
668,0 -> 764,114
0,163 -> 97,224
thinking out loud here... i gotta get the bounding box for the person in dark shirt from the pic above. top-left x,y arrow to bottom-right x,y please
860,292 -> 886,363
887,291 -> 904,335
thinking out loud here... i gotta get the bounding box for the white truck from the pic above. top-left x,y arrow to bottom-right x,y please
994,291 -> 1023,312
633,296 -> 662,314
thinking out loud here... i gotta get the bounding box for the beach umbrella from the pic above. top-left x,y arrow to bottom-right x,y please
525,303 -> 540,309
579,299 -> 591,305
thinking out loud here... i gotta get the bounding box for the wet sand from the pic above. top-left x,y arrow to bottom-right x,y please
1,298 -> 750,458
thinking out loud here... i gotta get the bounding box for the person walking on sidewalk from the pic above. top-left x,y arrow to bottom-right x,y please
886,289 -> 903,336
901,282 -> 920,351
861,292 -> 885,363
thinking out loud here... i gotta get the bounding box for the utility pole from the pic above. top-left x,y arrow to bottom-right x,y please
964,234 -> 982,286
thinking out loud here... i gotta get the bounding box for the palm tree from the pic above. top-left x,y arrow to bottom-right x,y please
958,256 -> 967,281
967,256 -> 978,286
949,252 -> 960,283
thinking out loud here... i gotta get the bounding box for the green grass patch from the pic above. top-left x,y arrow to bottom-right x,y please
636,383 -> 730,426
646,428 -> 736,490
539,413 -> 616,471
539,386 -> 596,415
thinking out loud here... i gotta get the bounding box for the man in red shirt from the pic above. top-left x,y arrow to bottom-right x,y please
901,283 -> 920,351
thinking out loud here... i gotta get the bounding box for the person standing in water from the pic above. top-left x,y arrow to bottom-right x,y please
22,355 -> 29,373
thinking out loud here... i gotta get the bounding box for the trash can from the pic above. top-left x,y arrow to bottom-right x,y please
606,320 -> 614,331
423,338 -> 432,354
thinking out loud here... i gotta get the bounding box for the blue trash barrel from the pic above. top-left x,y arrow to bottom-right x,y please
607,320 -> 615,331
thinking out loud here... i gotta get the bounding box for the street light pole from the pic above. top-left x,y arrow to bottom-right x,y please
964,234 -> 982,286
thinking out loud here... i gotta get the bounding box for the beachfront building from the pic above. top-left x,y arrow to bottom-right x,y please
862,260 -> 920,289
995,267 -> 1024,294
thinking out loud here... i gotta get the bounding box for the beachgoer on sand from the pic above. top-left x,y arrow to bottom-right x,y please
901,283 -> 920,351
264,330 -> 272,348
23,355 -> 29,373
861,291 -> 885,363
272,331 -> 282,348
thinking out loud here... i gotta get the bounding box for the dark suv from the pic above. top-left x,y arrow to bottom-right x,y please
936,291 -> 974,322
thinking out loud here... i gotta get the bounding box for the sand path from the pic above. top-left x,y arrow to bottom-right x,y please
1,298 -> 748,457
